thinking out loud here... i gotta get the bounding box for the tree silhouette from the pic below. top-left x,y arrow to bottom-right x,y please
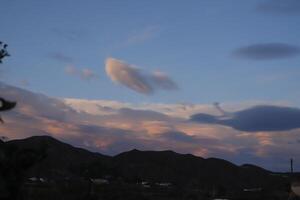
0,42 -> 44,200
0,98 -> 17,123
0,41 -> 10,63
0,42 -> 16,123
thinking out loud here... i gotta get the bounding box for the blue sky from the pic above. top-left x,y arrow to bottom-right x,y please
1,0 -> 300,171
1,0 -> 300,104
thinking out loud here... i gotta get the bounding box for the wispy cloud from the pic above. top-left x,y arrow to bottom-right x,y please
65,66 -> 98,81
257,0 -> 300,15
52,28 -> 87,41
108,25 -> 160,53
19,79 -> 30,87
233,43 -> 300,60
49,52 -> 74,63
124,25 -> 160,46
105,57 -> 178,95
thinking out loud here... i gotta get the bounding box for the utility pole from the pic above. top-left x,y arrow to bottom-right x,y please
291,158 -> 294,174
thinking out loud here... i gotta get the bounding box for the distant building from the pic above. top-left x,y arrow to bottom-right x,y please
39,178 -> 46,182
28,177 -> 47,183
156,182 -> 172,187
138,181 -> 151,188
212,199 -> 230,200
243,188 -> 262,192
28,177 -> 38,182
141,181 -> 148,185
90,178 -> 109,185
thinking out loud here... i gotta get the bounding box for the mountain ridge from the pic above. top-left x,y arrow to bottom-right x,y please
0,135 -> 289,190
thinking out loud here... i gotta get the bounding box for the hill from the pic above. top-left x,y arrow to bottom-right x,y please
1,136 -> 289,188
0,135 -> 291,200
4,136 -> 111,178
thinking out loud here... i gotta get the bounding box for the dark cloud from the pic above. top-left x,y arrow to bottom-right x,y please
77,124 -> 131,136
190,113 -> 219,124
0,81 -> 76,122
190,105 -> 300,132
233,43 -> 300,60
96,105 -> 115,112
163,131 -> 197,143
214,102 -> 227,116
150,71 -> 179,91
49,52 -> 73,63
77,124 -> 110,134
257,0 -> 300,15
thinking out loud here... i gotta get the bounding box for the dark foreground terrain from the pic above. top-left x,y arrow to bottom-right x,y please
0,136 -> 297,200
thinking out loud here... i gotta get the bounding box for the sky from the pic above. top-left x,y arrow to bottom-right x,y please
1,0 -> 300,171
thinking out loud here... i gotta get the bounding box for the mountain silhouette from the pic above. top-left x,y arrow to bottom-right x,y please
4,136 -> 111,178
0,135 -> 289,192
113,149 -> 287,190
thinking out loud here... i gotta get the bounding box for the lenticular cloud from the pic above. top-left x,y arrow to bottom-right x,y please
105,58 -> 178,95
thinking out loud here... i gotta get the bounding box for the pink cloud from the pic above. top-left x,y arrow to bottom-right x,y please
1,82 -> 300,170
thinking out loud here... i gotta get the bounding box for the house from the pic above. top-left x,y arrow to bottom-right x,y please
291,182 -> 300,197
28,177 -> 47,183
